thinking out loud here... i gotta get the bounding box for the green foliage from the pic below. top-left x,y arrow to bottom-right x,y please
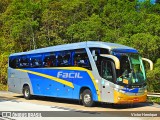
147,97 -> 160,103
0,37 -> 14,86
147,59 -> 160,92
119,33 -> 160,62
0,84 -> 7,91
67,14 -> 105,41
0,0 -> 160,92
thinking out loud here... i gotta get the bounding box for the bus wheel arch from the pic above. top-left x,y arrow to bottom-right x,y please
22,84 -> 32,100
80,87 -> 94,107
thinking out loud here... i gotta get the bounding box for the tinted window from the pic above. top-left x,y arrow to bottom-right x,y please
89,48 -> 109,73
19,56 -> 29,68
101,60 -> 114,82
43,53 -> 56,67
57,51 -> 71,67
30,54 -> 42,68
9,57 -> 19,68
73,49 -> 91,70
89,48 -> 109,55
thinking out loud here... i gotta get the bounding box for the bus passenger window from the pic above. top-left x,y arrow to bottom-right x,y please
89,48 -> 109,74
43,53 -> 56,67
78,55 -> 89,66
57,51 -> 71,67
9,57 -> 19,68
57,55 -> 63,67
30,54 -> 42,68
74,49 -> 91,70
19,56 -> 29,68
63,53 -> 71,66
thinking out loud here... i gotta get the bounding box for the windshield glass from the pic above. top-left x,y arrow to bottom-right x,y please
113,52 -> 146,86
130,54 -> 146,83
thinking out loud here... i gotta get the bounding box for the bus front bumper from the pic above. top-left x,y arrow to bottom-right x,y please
114,90 -> 147,104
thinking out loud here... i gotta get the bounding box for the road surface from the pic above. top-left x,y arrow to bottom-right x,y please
0,91 -> 159,120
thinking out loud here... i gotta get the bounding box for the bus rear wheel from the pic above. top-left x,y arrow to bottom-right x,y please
82,89 -> 94,107
23,86 -> 32,99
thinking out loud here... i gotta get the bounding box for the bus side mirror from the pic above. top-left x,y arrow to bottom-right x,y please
142,58 -> 153,70
92,50 -> 97,61
94,56 -> 97,61
92,50 -> 95,56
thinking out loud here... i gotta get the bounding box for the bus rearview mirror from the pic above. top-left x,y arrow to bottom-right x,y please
94,56 -> 97,61
92,50 -> 95,56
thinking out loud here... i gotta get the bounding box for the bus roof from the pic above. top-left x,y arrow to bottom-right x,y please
10,41 -> 137,56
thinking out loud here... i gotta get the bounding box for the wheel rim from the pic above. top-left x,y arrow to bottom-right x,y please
84,94 -> 91,104
24,89 -> 29,97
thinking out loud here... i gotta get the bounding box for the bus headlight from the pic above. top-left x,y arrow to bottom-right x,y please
145,90 -> 147,93
117,96 -> 121,100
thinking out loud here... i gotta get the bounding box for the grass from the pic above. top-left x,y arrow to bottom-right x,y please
0,84 -> 8,91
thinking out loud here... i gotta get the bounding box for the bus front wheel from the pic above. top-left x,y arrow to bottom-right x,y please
82,89 -> 94,107
23,86 -> 32,100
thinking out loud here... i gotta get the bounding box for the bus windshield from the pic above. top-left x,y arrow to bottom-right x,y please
130,54 -> 146,83
114,53 -> 146,86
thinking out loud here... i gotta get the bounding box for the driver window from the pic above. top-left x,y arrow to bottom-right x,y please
101,60 -> 114,82
120,56 -> 131,78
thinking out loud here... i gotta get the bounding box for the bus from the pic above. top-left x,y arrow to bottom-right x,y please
8,41 -> 153,107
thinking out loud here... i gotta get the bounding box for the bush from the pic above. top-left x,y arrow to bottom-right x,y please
147,59 -> 160,92
0,84 -> 7,91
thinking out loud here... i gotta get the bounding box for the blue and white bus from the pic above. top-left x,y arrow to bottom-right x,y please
8,41 -> 153,107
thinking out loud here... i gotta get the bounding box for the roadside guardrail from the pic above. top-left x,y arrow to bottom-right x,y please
147,93 -> 160,97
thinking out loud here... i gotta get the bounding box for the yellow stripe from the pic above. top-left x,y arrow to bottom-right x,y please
17,69 -> 74,88
87,70 -> 101,101
54,67 -> 101,101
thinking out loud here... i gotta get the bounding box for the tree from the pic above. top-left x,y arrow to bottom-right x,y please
67,14 -> 105,42
39,0 -> 65,47
1,0 -> 41,51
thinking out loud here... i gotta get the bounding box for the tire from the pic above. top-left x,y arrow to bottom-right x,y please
23,86 -> 32,99
82,89 -> 94,107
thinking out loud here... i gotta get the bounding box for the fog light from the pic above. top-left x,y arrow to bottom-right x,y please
117,96 -> 121,100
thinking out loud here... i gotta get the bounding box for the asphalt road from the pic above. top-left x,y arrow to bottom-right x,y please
0,91 -> 160,120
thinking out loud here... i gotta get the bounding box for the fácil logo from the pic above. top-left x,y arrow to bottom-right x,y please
57,71 -> 83,79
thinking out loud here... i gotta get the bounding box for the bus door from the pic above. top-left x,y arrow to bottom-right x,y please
100,59 -> 116,103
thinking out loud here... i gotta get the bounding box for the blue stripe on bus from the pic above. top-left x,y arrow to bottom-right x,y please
112,49 -> 138,53
122,88 -> 139,93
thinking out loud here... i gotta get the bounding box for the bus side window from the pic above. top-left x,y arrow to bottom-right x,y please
89,48 -> 109,74
57,54 -> 63,67
30,54 -> 42,68
74,49 -> 91,70
43,53 -> 56,67
19,56 -> 29,68
9,57 -> 19,68
62,52 -> 71,66
101,60 -> 114,82
57,51 -> 71,67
